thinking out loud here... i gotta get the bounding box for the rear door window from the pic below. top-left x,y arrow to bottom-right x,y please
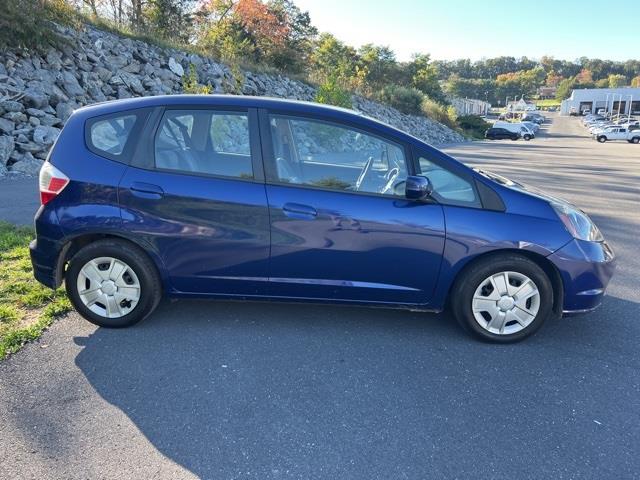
154,110 -> 253,179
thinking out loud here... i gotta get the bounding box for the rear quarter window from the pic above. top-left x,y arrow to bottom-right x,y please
86,110 -> 148,163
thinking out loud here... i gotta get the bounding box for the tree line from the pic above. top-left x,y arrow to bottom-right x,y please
3,0 -> 640,113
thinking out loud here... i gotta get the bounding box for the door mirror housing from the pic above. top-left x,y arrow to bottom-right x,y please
405,175 -> 433,201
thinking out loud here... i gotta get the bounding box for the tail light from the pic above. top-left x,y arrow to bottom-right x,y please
39,162 -> 69,205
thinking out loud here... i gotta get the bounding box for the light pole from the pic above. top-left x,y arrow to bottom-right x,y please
627,94 -> 633,122
605,93 -> 610,116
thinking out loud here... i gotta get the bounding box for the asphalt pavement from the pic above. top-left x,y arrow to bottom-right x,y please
1,114 -> 639,479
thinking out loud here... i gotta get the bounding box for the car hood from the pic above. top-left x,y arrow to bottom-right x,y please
475,168 -> 576,210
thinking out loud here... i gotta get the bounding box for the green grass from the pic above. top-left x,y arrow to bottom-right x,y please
536,99 -> 562,107
0,222 -> 72,359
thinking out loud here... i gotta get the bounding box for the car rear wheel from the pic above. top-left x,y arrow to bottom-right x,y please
597,136 -> 607,143
65,239 -> 162,328
451,254 -> 554,343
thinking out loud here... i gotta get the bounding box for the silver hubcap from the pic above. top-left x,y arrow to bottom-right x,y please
472,271 -> 540,335
77,257 -> 141,319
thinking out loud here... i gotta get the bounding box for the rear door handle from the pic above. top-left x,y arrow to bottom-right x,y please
129,182 -> 164,199
282,202 -> 317,219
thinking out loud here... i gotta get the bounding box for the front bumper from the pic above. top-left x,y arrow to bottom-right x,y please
548,239 -> 616,314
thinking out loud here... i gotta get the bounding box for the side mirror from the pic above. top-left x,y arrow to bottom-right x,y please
405,175 -> 433,201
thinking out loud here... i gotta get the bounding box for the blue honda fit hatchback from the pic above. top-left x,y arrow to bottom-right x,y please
30,95 -> 615,342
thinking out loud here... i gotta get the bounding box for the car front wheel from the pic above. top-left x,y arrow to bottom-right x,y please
65,239 -> 162,328
597,136 -> 607,143
451,254 -> 554,343
631,137 -> 640,144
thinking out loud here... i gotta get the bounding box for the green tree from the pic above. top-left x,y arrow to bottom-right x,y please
408,53 -> 446,103
608,74 -> 627,88
267,0 -> 317,72
145,0 -> 194,42
310,33 -> 357,83
357,44 -> 398,91
315,75 -> 352,109
556,77 -> 577,101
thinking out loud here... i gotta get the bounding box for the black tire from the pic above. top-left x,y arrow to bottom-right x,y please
511,136 -> 518,141
523,134 -> 532,141
631,137 -> 640,144
597,136 -> 607,143
65,239 -> 162,328
450,254 -> 554,343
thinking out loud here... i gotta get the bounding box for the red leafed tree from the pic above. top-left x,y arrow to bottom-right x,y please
234,0 -> 289,49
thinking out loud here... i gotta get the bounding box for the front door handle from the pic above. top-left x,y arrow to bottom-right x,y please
282,202 -> 317,219
129,182 -> 164,199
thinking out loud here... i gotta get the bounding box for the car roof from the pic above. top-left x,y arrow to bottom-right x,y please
71,94 -> 430,148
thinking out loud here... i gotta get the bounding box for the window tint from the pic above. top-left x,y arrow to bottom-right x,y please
268,115 -> 408,196
155,110 -> 252,179
89,114 -> 137,156
418,156 -> 480,207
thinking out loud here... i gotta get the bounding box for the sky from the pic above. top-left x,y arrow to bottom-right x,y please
294,0 -> 640,62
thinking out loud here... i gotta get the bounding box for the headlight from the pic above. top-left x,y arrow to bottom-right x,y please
552,202 -> 603,242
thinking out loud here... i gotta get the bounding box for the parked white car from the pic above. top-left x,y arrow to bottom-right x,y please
593,126 -> 640,143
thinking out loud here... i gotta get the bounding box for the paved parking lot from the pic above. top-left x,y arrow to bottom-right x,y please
1,114 -> 639,479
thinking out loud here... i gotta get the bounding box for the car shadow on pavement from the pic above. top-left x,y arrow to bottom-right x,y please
71,294 -> 640,478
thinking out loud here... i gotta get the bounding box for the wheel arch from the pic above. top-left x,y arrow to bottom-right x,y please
55,232 -> 168,291
446,249 -> 564,318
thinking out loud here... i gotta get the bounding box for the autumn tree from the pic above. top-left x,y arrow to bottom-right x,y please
608,74 -> 627,88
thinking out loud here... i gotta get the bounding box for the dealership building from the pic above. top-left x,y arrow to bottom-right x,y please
560,87 -> 640,115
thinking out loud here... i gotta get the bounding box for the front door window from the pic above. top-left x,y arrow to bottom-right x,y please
267,115 -> 409,197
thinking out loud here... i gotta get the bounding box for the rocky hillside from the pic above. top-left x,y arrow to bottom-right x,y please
0,24 -> 466,177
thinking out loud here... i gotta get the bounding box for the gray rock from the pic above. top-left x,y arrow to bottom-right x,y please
17,142 -> 45,154
0,136 -> 15,165
0,161 -> 7,176
3,112 -> 27,123
23,87 -> 49,109
118,72 -> 145,95
168,57 -> 184,77
122,61 -> 141,74
56,102 -> 75,122
33,125 -> 61,145
40,114 -> 62,127
48,85 -> 69,107
105,55 -> 128,69
117,86 -> 132,99
57,70 -> 84,97
0,100 -> 24,113
0,118 -> 15,134
95,66 -> 113,83
26,108 -> 47,118
29,116 -> 41,126
9,152 -> 43,176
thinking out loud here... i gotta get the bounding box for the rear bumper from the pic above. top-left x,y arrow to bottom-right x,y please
548,239 -> 616,315
30,237 -> 65,289
29,205 -> 66,289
